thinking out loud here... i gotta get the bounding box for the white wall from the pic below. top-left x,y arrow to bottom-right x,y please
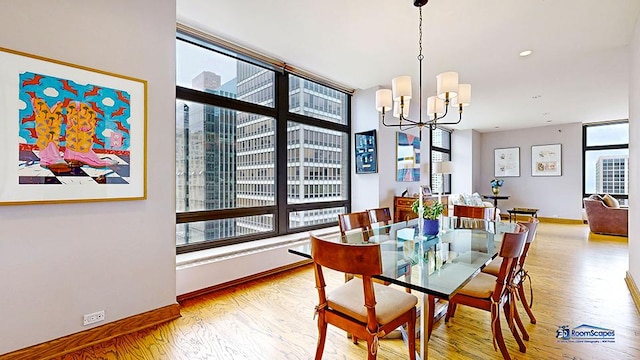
0,1 -> 177,354
351,87 -> 381,211
451,129 -> 478,194
479,123 -> 583,219
352,87 -> 429,212
629,17 -> 640,284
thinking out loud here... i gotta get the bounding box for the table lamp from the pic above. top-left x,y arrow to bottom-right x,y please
432,160 -> 452,201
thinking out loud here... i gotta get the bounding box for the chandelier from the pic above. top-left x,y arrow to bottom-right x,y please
375,0 -> 471,140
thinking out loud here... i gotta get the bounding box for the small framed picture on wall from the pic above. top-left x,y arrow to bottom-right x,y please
355,130 -> 378,174
531,144 -> 562,176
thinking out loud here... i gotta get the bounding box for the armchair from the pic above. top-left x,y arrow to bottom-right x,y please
583,195 -> 628,236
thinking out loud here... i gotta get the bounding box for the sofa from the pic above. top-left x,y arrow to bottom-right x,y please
449,193 -> 498,220
583,194 -> 628,236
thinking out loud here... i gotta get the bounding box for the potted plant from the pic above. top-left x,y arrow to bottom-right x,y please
411,199 -> 445,235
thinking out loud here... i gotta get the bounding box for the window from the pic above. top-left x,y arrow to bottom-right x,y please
175,33 -> 351,253
430,127 -> 452,195
583,121 -> 629,205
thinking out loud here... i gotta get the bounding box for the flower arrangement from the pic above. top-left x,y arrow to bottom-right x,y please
411,199 -> 445,220
490,178 -> 504,195
490,178 -> 504,188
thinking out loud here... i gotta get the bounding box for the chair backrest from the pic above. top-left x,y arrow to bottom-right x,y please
453,204 -> 494,220
338,211 -> 373,242
492,223 -> 528,302
368,207 -> 392,226
310,234 -> 383,276
517,217 -> 539,267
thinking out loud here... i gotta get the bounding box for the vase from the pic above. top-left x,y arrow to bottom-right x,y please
423,219 -> 440,236
491,186 -> 500,195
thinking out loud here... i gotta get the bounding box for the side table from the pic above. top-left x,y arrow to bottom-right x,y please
507,207 -> 539,223
482,195 -> 510,220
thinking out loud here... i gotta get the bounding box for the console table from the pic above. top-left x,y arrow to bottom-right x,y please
393,195 -> 448,222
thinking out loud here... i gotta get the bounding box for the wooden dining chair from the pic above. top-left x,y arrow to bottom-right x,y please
367,207 -> 392,227
445,224 -> 528,360
482,217 -> 539,325
338,211 -> 373,243
310,234 -> 418,360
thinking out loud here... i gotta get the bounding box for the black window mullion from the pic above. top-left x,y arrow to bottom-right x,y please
176,86 -> 276,118
276,73 -> 289,232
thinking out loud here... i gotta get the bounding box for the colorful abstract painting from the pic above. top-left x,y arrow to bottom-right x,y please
0,47 -> 146,204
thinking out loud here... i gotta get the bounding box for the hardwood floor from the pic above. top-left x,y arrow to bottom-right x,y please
55,223 -> 639,360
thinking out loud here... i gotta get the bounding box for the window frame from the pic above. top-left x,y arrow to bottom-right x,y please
582,120 -> 629,202
176,32 -> 351,254
429,127 -> 452,195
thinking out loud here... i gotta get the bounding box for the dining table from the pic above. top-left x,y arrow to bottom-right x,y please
288,216 -> 519,360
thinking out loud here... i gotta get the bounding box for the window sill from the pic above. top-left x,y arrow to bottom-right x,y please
176,226 -> 339,270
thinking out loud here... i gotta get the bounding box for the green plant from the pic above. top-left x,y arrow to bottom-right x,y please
411,199 -> 444,220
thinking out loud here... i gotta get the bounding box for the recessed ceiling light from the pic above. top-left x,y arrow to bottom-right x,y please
519,50 -> 533,57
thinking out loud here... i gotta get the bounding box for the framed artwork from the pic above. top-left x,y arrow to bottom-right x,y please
0,47 -> 147,205
532,144 -> 562,176
396,132 -> 420,182
494,147 -> 520,177
355,130 -> 378,174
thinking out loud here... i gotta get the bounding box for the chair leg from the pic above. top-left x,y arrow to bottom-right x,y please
503,302 -> 526,353
366,335 -> 376,360
427,295 -> 435,340
408,308 -> 417,360
491,305 -> 511,360
315,316 -> 328,360
518,283 -> 537,324
512,301 -> 530,341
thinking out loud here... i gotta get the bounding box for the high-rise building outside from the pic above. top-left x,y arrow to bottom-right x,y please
595,155 -> 629,195
177,67 -> 348,245
176,71 -> 237,245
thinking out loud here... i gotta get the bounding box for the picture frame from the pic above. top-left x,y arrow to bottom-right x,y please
494,147 -> 520,177
355,130 -> 378,174
532,143 -> 562,176
0,47 -> 147,205
396,132 -> 420,182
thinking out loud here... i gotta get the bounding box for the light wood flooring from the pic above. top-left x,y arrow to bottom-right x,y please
55,222 -> 640,360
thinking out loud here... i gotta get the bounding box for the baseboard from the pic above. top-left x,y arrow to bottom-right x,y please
625,272 -> 640,315
1,303 -> 180,360
177,259 -> 312,302
537,216 -> 584,224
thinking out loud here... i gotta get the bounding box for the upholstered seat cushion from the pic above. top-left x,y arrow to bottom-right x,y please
482,257 -> 502,276
327,278 -> 418,325
456,272 -> 497,299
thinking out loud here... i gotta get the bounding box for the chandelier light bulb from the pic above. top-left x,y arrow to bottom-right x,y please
436,72 -> 459,100
393,99 -> 410,118
375,89 -> 393,112
392,75 -> 412,101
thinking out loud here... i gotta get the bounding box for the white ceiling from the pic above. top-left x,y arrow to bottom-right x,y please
177,0 -> 640,132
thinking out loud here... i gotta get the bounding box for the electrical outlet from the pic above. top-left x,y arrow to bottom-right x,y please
83,310 -> 105,326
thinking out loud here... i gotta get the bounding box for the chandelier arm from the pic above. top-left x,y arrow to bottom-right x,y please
382,114 -> 420,127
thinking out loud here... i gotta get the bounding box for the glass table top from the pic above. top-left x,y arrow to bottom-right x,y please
288,216 -> 519,299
